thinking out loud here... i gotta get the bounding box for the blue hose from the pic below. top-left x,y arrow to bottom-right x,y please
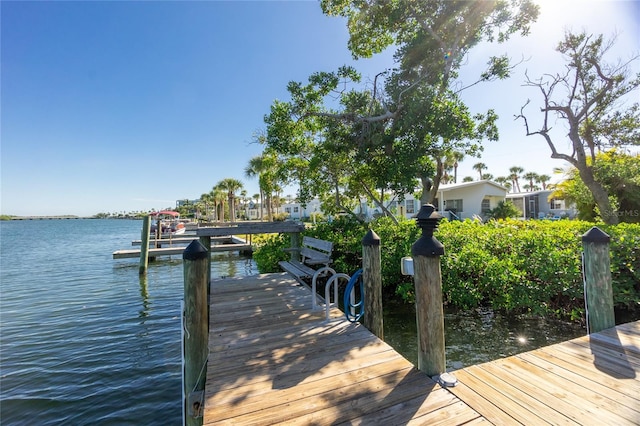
344,269 -> 364,323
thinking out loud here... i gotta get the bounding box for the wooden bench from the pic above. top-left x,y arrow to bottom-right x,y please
279,236 -> 336,309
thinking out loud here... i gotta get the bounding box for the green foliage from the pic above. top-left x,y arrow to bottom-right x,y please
251,233 -> 290,273
486,200 -> 520,219
552,151 -> 640,223
253,217 -> 640,320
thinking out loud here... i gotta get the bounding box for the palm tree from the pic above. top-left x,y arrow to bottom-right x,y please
216,178 -> 244,223
523,172 -> 539,192
239,190 -> 249,220
451,151 -> 464,183
494,176 -> 513,192
536,174 -> 551,190
245,153 -> 279,221
199,192 -> 213,221
462,176 -> 474,182
473,162 -> 487,180
211,188 -> 226,222
509,166 -> 524,192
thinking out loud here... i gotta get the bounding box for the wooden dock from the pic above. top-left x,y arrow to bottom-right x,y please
113,237 -> 251,259
203,273 -> 639,425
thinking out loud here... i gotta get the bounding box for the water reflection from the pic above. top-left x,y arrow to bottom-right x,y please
139,275 -> 150,319
383,300 -> 586,371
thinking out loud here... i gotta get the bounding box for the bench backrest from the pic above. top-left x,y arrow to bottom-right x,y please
300,236 -> 333,264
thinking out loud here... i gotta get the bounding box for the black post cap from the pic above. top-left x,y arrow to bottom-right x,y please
582,226 -> 611,244
183,240 -> 209,261
362,229 -> 381,246
412,204 -> 444,257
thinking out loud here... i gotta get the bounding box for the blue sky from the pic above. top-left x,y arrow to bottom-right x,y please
2,1 -> 638,216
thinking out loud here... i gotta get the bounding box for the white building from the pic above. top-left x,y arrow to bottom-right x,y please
281,198 -> 323,220
434,180 -> 509,220
243,181 -> 577,222
507,190 -> 576,219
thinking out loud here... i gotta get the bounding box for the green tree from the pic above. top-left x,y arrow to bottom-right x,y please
215,178 -> 244,222
473,162 -> 487,180
518,31 -> 640,224
523,172 -> 539,191
487,200 -> 520,220
494,176 -> 512,191
245,151 -> 283,221
199,192 -> 214,221
262,1 -> 539,220
509,166 -> 524,192
552,150 -> 640,223
536,174 -> 551,190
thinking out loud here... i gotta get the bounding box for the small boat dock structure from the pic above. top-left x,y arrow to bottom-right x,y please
112,236 -> 251,259
113,221 -> 305,260
204,273 -> 640,425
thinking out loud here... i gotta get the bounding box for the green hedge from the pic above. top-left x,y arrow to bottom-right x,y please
252,217 -> 640,320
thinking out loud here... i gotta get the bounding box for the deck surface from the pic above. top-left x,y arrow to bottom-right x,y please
203,273 -> 640,425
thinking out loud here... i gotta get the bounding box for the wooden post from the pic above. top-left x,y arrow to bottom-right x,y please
412,204 -> 450,381
199,235 -> 211,330
155,218 -> 161,248
289,231 -> 301,262
139,215 -> 151,275
183,240 -> 209,425
582,226 -> 615,333
362,229 -> 383,339
199,236 -> 212,291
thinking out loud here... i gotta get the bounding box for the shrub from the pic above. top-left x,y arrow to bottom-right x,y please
252,217 -> 640,320
486,200 -> 520,219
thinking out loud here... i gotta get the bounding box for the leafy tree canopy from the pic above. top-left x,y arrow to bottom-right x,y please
552,150 -> 640,223
260,1 -> 540,220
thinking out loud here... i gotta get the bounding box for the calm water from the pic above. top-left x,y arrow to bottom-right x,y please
383,300 -> 586,370
1,219 -> 586,425
0,219 -> 253,425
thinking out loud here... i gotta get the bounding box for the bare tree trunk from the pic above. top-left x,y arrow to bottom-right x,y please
579,166 -> 618,225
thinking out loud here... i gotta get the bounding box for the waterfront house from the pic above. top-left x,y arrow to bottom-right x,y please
506,190 -> 576,220
433,180 -> 509,220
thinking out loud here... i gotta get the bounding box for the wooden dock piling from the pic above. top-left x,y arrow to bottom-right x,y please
139,215 -> 151,275
362,229 -> 383,339
412,204 -> 447,379
582,226 -> 615,333
183,240 -> 209,426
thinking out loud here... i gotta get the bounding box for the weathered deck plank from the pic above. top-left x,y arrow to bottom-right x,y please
203,273 -> 481,425
449,321 -> 640,426
203,273 -> 640,425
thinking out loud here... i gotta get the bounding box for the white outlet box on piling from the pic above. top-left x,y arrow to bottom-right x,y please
401,256 -> 414,276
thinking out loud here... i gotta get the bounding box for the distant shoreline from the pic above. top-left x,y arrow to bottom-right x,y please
0,216 -> 141,221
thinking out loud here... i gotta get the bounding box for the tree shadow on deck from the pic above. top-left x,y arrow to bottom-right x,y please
203,273 -> 459,424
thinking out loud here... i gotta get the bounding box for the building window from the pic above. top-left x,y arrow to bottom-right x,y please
285,207 -> 291,214
511,198 -> 524,214
481,198 -> 491,213
550,198 -> 563,209
406,199 -> 415,214
293,207 -> 299,213
445,199 -> 463,212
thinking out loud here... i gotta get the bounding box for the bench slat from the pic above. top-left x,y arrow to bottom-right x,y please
280,237 -> 334,290
301,236 -> 333,253
300,247 -> 331,264
279,260 -> 316,279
